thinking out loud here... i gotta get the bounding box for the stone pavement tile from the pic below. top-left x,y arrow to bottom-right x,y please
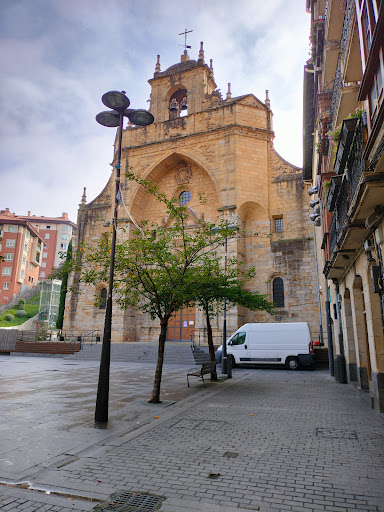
2,364 -> 384,512
159,497 -> 259,511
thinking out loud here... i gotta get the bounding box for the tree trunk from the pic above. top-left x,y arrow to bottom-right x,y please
149,319 -> 168,403
205,304 -> 217,381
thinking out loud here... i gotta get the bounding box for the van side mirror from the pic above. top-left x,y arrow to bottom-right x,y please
227,341 -> 231,346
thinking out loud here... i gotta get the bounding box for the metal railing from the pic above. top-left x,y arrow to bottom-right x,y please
59,329 -> 101,345
341,0 -> 355,63
330,53 -> 342,128
190,329 -> 223,348
329,178 -> 348,255
348,121 -> 365,202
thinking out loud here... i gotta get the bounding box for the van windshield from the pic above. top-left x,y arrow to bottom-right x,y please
231,332 -> 246,345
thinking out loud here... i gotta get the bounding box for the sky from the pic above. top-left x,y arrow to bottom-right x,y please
0,0 -> 311,224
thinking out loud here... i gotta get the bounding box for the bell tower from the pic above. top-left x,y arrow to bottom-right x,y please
148,42 -> 217,123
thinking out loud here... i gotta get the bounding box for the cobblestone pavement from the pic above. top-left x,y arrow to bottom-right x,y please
0,357 -> 383,511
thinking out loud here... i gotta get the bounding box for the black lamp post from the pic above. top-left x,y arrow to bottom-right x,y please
94,91 -> 154,423
211,223 -> 239,378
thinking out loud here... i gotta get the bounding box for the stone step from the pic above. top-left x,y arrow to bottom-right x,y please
65,342 -> 201,365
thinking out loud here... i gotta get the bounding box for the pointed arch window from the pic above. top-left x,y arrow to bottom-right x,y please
99,287 -> 107,309
273,277 -> 285,308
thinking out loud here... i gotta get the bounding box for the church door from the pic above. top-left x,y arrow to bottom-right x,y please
166,306 -> 195,341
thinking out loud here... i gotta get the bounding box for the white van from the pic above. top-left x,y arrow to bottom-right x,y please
225,322 -> 314,370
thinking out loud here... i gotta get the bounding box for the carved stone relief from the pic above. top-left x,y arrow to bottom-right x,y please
175,163 -> 192,184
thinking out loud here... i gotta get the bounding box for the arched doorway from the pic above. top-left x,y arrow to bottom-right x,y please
352,276 -> 372,390
167,306 -> 195,341
343,288 -> 357,382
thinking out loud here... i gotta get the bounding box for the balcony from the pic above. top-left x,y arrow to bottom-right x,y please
324,120 -> 370,280
326,175 -> 342,211
334,116 -> 358,175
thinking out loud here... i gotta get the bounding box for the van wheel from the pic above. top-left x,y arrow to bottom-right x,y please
230,355 -> 237,368
286,357 -> 300,370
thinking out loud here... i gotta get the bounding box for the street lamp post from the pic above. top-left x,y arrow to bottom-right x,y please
94,91 -> 154,423
211,223 -> 239,378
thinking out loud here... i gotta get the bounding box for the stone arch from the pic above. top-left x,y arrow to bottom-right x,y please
342,288 -> 358,382
237,201 -> 271,298
167,85 -> 188,119
351,275 -> 371,390
93,283 -> 108,312
130,152 -> 219,226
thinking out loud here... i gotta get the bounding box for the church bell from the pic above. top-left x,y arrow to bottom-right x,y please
180,97 -> 188,110
170,98 -> 178,111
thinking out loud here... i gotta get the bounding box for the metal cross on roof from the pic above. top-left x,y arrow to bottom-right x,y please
179,28 -> 193,50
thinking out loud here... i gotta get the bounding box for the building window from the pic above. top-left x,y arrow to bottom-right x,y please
7,226 -> 18,232
41,262 -> 46,268
40,271 -> 45,277
45,233 -> 50,239
22,256 -> 26,265
2,268 -> 12,276
60,243 -> 68,249
46,225 -> 51,229
20,269 -> 24,279
24,243 -> 28,251
6,240 -> 16,248
274,217 -> 283,232
99,288 -> 107,309
179,191 -> 191,205
3,282 -> 9,290
30,263 -> 35,272
369,61 -> 383,125
4,253 -> 14,261
43,252 -> 48,258
61,233 -> 70,240
273,277 -> 285,308
62,225 -> 70,231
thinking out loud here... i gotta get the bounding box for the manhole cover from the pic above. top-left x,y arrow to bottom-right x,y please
224,451 -> 239,458
95,491 -> 165,512
316,428 -> 358,439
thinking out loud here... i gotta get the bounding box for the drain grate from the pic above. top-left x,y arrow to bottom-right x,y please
97,491 -> 165,512
224,451 -> 239,458
138,400 -> 176,408
316,428 -> 358,439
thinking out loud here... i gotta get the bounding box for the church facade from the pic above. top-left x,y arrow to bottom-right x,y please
63,45 -> 320,344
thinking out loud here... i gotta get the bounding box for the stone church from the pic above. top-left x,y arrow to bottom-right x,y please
63,44 -> 320,344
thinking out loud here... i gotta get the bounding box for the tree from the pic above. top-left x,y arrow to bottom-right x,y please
54,174 -> 274,404
56,240 -> 72,330
64,196 -> 229,402
188,257 -> 274,380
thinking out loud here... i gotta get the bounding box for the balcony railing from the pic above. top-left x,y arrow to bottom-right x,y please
328,119 -> 365,257
329,177 -> 348,255
341,0 -> 355,64
347,120 -> 365,202
330,53 -> 342,125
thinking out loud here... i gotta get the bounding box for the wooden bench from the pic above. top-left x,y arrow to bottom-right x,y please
187,362 -> 216,387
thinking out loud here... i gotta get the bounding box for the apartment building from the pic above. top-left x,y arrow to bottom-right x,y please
18,211 -> 77,280
304,0 -> 384,411
0,210 -> 45,304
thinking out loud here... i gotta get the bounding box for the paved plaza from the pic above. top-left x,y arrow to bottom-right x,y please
0,355 -> 383,511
